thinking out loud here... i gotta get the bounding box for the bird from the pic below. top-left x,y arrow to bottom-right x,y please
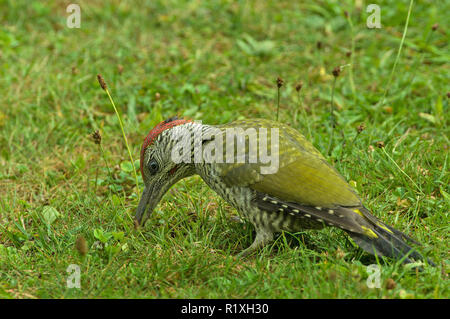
135,116 -> 432,264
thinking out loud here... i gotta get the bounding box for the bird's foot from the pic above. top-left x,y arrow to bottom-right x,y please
237,230 -> 274,258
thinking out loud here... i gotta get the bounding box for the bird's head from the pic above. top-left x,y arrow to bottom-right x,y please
135,116 -> 196,225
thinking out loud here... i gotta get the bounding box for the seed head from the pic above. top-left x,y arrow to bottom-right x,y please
117,64 -> 124,75
92,130 -> 102,145
376,141 -> 385,148
75,235 -> 88,256
316,41 -> 323,50
276,76 -> 284,88
357,123 -> 366,134
155,92 -> 161,101
432,23 -> 438,31
332,66 -> 341,78
97,74 -> 107,91
385,278 -> 397,290
446,92 -> 450,99
295,81 -> 303,92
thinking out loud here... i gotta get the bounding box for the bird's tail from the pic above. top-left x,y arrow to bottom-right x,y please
253,193 -> 433,265
347,209 -> 434,265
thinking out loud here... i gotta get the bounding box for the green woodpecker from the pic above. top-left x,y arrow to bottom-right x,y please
136,117 -> 431,264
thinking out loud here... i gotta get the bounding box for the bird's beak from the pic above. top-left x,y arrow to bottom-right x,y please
135,184 -> 165,225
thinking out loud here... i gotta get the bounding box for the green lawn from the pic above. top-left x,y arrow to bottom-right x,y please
0,0 -> 448,298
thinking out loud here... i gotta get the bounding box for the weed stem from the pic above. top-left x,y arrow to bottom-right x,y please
100,80 -> 140,195
327,76 -> 337,156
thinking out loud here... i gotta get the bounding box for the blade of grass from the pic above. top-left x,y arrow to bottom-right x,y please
378,0 -> 414,109
345,12 -> 356,101
380,146 -> 424,196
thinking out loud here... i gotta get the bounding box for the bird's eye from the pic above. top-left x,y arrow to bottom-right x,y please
148,159 -> 159,175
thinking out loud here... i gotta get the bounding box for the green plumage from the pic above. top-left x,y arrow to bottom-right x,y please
216,119 -> 360,207
137,117 -> 433,265
204,119 -> 429,263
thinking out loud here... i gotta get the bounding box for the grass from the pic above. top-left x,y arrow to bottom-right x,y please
0,0 -> 448,298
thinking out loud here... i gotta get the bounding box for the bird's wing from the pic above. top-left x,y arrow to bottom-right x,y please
211,120 -> 429,263
215,119 -> 361,208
